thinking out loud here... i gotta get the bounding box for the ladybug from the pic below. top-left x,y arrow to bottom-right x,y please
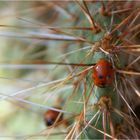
93,59 -> 114,87
44,107 -> 63,127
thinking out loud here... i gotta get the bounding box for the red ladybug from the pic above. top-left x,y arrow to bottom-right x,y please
44,107 -> 63,126
93,59 -> 114,87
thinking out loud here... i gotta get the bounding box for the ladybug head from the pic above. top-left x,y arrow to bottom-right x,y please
45,117 -> 55,126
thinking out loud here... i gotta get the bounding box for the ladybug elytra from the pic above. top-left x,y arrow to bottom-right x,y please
93,59 -> 114,87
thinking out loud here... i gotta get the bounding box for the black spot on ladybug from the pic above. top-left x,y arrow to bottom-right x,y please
107,75 -> 111,79
98,75 -> 104,79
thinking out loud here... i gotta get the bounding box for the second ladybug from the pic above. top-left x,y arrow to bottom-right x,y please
44,107 -> 63,127
93,59 -> 114,87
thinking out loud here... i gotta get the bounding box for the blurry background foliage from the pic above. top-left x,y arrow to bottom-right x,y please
0,1 -> 91,139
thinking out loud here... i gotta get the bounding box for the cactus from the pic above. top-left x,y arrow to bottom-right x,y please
0,1 -> 140,139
